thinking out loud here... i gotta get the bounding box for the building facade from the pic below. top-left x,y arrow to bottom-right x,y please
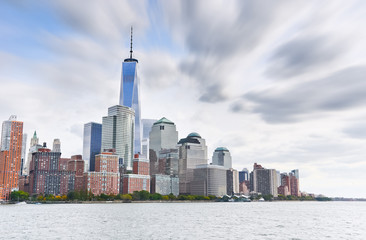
102,105 -> 135,170
151,174 -> 179,196
121,154 -> 150,194
120,29 -> 141,155
178,133 -> 208,195
83,122 -> 102,172
212,147 -> 232,169
0,116 -> 24,200
191,164 -> 227,197
252,167 -> 278,197
85,152 -> 120,196
141,119 -> 157,159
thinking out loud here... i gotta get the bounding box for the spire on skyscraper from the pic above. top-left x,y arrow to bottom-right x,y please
130,26 -> 133,59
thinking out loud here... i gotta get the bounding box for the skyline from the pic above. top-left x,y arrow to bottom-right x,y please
0,1 -> 365,198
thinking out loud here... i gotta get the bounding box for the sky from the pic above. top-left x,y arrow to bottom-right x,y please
0,0 -> 365,198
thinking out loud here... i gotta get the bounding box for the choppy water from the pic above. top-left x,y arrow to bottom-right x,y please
1,201 -> 365,239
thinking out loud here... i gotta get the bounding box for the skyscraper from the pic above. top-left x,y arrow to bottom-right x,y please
120,27 -> 141,155
83,122 -> 102,171
212,147 -> 232,169
20,133 -> 27,176
23,131 -> 41,176
0,115 -> 24,200
141,119 -> 157,159
101,105 -> 135,170
252,165 -> 278,197
178,132 -> 208,195
52,139 -> 61,152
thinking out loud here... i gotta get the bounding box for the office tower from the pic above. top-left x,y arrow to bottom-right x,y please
120,27 -> 141,155
85,152 -> 120,196
212,147 -> 232,169
83,122 -> 102,171
149,117 -> 178,175
20,133 -> 27,176
52,139 -> 61,152
239,168 -> 249,183
23,131 -> 42,176
252,164 -> 278,197
178,132 -> 208,195
121,154 -> 150,194
191,164 -> 227,197
102,105 -> 135,171
0,115 -> 23,200
141,119 -> 157,159
29,143 -> 75,196
226,168 -> 239,195
158,148 -> 179,176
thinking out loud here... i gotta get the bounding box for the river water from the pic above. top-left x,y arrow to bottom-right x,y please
1,201 -> 365,239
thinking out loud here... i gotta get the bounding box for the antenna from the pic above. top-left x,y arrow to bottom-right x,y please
130,26 -> 133,59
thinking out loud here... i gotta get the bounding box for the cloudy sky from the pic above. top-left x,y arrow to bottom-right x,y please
1,0 -> 365,198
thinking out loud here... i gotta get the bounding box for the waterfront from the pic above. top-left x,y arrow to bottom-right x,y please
1,201 -> 365,239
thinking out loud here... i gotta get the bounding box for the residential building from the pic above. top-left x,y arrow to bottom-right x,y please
252,164 -> 278,197
0,116 -> 24,200
85,152 -> 120,196
226,168 -> 239,195
121,154 -> 150,194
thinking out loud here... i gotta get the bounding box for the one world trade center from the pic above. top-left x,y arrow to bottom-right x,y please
119,27 -> 142,155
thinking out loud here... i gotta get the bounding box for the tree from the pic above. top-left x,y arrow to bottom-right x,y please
10,191 -> 29,202
149,193 -> 162,200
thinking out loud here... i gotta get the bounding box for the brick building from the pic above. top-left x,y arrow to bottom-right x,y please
121,154 -> 150,194
85,152 -> 119,196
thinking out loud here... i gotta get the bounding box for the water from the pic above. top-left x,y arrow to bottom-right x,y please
1,201 -> 365,239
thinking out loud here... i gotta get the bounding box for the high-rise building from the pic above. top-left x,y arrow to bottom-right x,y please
67,155 -> 85,192
178,132 -> 208,195
212,147 -> 232,169
52,139 -> 61,152
191,164 -> 227,197
120,27 -> 141,155
20,133 -> 27,176
290,170 -> 300,197
239,168 -> 249,183
83,122 -> 102,171
141,119 -> 157,159
28,143 -> 75,196
226,168 -> 239,195
0,115 -> 24,200
85,152 -> 120,196
23,131 -> 42,176
252,165 -> 278,197
149,117 -> 178,176
101,105 -> 135,171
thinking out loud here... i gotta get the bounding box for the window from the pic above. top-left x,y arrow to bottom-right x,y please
160,126 -> 164,130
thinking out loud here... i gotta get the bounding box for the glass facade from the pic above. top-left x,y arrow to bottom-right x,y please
102,105 -> 135,171
83,122 -> 102,171
120,60 -> 142,155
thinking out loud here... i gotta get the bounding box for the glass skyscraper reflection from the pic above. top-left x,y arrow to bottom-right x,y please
119,28 -> 142,155
83,122 -> 102,171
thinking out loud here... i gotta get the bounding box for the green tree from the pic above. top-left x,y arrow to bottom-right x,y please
10,191 -> 29,202
168,193 -> 176,200
149,193 -> 162,200
162,195 -> 169,200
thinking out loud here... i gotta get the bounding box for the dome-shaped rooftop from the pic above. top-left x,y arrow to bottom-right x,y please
187,132 -> 201,138
215,147 -> 229,152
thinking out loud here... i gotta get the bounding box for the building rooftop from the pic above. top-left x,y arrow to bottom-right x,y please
187,132 -> 201,138
215,147 -> 229,152
153,117 -> 174,125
